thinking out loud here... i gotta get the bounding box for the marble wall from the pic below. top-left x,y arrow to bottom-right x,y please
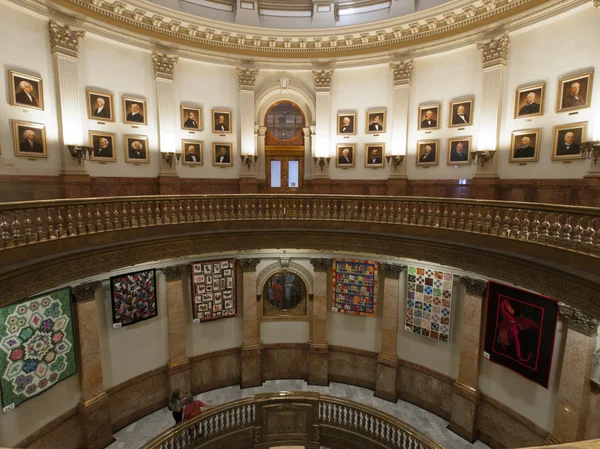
190,348 -> 242,394
262,344 -> 310,380
18,408 -> 84,449
328,346 -> 378,390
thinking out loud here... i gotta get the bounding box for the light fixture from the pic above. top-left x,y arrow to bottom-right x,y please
240,154 -> 259,169
313,156 -> 330,171
582,140 -> 600,165
161,152 -> 181,167
386,155 -> 405,170
67,145 -> 93,165
471,150 -> 496,169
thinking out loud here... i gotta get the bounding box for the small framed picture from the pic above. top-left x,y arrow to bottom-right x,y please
337,112 -> 356,135
89,131 -> 117,162
447,137 -> 472,165
510,129 -> 541,163
213,142 -> 233,166
124,135 -> 150,163
212,109 -> 232,133
416,140 -> 439,166
552,122 -> 587,161
364,143 -> 385,168
9,71 -> 44,111
182,140 -> 203,165
515,83 -> 545,119
336,144 -> 355,167
13,120 -> 47,158
366,109 -> 386,134
556,71 -> 594,113
86,89 -> 114,122
181,105 -> 202,130
122,96 -> 147,125
449,99 -> 474,128
418,103 -> 441,130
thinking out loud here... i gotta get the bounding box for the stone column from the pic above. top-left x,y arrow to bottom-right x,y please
152,52 -> 180,194
48,20 -> 90,198
376,264 -> 405,402
238,68 -> 260,192
72,282 -> 114,449
303,127 -> 313,182
256,126 -> 267,180
387,60 -> 414,195
448,277 -> 488,442
312,69 -> 334,181
240,258 -> 262,388
550,304 -> 599,443
163,265 -> 191,397
309,258 -> 331,385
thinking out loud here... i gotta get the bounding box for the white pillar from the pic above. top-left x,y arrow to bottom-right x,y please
238,68 -> 259,179
303,127 -> 313,180
388,60 -> 414,179
313,69 -> 334,179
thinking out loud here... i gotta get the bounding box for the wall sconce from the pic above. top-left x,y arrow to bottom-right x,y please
313,156 -> 330,171
67,145 -> 93,165
386,155 -> 405,170
161,152 -> 181,168
471,150 -> 496,169
240,154 -> 259,169
582,140 -> 600,165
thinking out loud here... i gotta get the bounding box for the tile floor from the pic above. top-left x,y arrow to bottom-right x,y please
107,380 -> 491,449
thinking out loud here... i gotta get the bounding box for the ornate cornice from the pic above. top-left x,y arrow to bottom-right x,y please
380,263 -> 405,278
310,258 -> 331,272
237,68 -> 259,90
476,32 -> 509,68
162,265 -> 187,281
312,69 -> 334,92
48,20 -> 85,58
151,52 -> 179,80
558,303 -> 599,336
389,59 -> 414,86
71,281 -> 102,303
239,258 -> 261,272
460,277 -> 488,296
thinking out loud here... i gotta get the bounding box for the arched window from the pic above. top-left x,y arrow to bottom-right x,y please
265,101 -> 305,146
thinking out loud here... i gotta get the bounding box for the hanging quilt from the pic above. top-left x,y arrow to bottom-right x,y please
483,281 -> 558,388
110,269 -> 157,328
331,259 -> 378,317
405,266 -> 454,342
190,259 -> 237,322
0,288 -> 77,414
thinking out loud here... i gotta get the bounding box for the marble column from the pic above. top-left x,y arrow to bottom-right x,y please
72,282 -> 114,449
238,68 -> 260,191
256,126 -> 267,180
240,258 -> 262,388
550,304 -> 599,443
448,277 -> 488,443
48,20 -> 90,197
152,52 -> 180,194
376,264 -> 405,402
309,258 -> 331,385
303,127 -> 314,182
312,69 -> 334,181
163,265 -> 191,397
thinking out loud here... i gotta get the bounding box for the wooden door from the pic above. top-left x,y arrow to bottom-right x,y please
266,149 -> 304,193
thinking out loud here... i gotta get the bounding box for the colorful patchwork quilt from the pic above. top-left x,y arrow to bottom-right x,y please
110,269 -> 157,327
332,259 -> 378,317
190,259 -> 237,322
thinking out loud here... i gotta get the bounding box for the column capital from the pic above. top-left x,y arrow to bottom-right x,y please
389,59 -> 414,86
558,302 -> 599,336
380,263 -> 406,278
48,20 -> 86,58
312,69 -> 334,92
239,258 -> 261,272
72,282 -> 102,303
237,67 -> 259,90
152,51 -> 179,80
310,258 -> 332,272
162,265 -> 187,281
460,277 -> 488,296
476,33 -> 509,69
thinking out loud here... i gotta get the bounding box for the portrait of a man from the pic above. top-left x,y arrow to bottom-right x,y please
557,72 -> 593,112
213,110 -> 232,133
182,140 -> 203,165
448,138 -> 471,165
9,71 -> 44,110
89,131 -> 116,161
418,104 -> 440,130
416,140 -> 439,166
87,90 -> 114,121
213,143 -> 233,166
13,121 -> 47,158
552,122 -> 587,160
365,144 -> 385,167
123,97 -> 147,125
449,100 -> 474,127
337,113 -> 356,135
336,144 -> 355,167
510,130 -> 540,163
181,106 -> 202,130
515,84 -> 545,118
366,110 -> 386,134
124,135 -> 150,163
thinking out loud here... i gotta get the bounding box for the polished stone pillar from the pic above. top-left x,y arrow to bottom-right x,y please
312,69 -> 334,180
309,258 -> 331,385
238,68 -> 260,191
72,282 -> 114,449
376,264 -> 405,402
448,277 -> 488,442
550,304 -> 599,443
240,258 -> 262,388
163,265 -> 191,397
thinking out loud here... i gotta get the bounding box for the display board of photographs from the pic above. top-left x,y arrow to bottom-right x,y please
190,259 -> 236,322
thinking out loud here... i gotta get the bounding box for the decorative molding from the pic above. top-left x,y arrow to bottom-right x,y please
239,258 -> 261,272
476,32 -> 509,69
310,258 -> 331,272
162,264 -> 187,281
460,277 -> 488,296
595,0 -> 599,8
48,20 -> 86,58
389,59 -> 414,86
558,302 -> 599,336
151,52 -> 179,80
72,281 -> 102,303
312,69 -> 334,91
379,263 -> 405,278
237,68 -> 259,90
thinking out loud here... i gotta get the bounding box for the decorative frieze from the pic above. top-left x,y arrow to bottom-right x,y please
237,68 -> 259,89
444,12 -> 457,25
151,52 -> 179,80
239,258 -> 261,272
133,9 -> 146,22
379,263 -> 405,278
72,281 -> 102,303
476,33 -> 509,68
112,1 -> 126,14
310,258 -> 331,272
48,20 -> 86,58
162,265 -> 187,281
389,59 -> 414,86
460,277 -> 488,296
558,302 -> 600,336
312,69 -> 334,91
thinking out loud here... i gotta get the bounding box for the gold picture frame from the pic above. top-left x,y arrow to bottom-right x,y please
364,143 -> 385,168
336,143 -> 356,167
447,137 -> 472,165
514,82 -> 545,119
13,120 -> 47,158
365,109 -> 386,134
449,99 -> 474,128
510,129 -> 541,163
212,109 -> 232,134
181,105 -> 203,131
213,142 -> 233,166
124,134 -> 150,163
556,70 -> 594,113
416,139 -> 439,166
551,122 -> 587,161
9,70 -> 44,111
86,89 -> 115,122
89,131 -> 117,162
122,95 -> 147,126
182,140 -> 204,165
418,103 -> 441,131
337,112 -> 356,135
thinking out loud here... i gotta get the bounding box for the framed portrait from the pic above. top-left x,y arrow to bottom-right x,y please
212,109 -> 232,134
449,99 -> 474,128
89,131 -> 117,162
122,96 -> 147,126
510,129 -> 541,163
365,109 -> 386,134
337,112 -> 356,135
182,139 -> 203,165
556,71 -> 594,113
364,143 -> 385,168
447,137 -> 472,165
86,89 -> 114,122
181,105 -> 202,131
13,120 -> 47,158
514,83 -> 545,119
124,134 -> 150,163
213,142 -> 233,166
417,103 -> 441,131
416,140 -> 439,166
336,144 -> 355,167
551,122 -> 587,161
9,71 -> 44,111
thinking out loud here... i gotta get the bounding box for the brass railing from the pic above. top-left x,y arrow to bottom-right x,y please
0,194 -> 599,256
140,391 -> 444,449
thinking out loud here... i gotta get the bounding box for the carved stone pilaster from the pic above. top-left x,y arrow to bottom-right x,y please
48,20 -> 86,58
237,68 -> 259,90
162,265 -> 187,281
476,33 -> 509,69
310,258 -> 331,272
151,52 -> 179,80
72,281 -> 102,304
389,59 -> 414,86
312,69 -> 334,92
460,277 -> 487,296
558,303 -> 599,336
380,263 -> 405,278
239,258 -> 261,272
